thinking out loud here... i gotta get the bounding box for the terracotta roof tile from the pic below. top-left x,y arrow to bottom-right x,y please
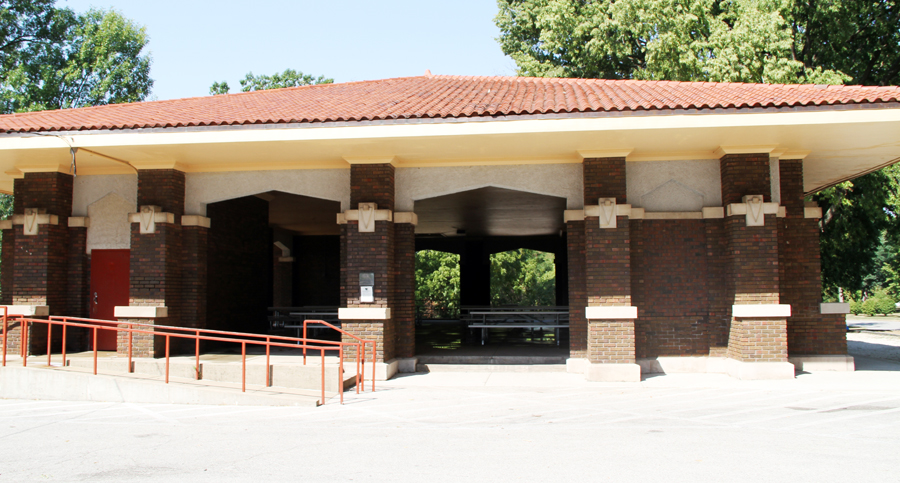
1,75 -> 899,133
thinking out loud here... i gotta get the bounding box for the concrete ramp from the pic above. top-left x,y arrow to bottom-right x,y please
0,365 -> 321,407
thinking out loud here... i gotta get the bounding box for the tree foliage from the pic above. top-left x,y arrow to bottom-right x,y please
209,69 -> 333,95
495,0 -> 858,84
0,4 -> 152,113
490,249 -> 556,306
415,250 -> 460,319
496,0 -> 900,299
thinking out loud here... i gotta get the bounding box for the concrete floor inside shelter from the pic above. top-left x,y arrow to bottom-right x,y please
414,320 -> 569,364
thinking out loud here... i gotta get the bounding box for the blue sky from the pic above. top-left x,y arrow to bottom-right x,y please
59,0 -> 517,101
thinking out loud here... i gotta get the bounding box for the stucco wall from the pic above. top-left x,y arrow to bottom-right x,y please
626,160 -> 720,212
185,169 -> 350,216
396,164 -> 584,210
73,174 -> 137,253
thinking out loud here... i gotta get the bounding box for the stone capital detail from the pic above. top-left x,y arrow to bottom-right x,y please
804,206 -> 823,219
128,205 -> 175,234
725,195 -> 780,226
11,209 -> 59,236
393,212 -> 417,225
181,215 -> 211,228
586,306 -> 638,320
820,303 -> 850,314
67,217 -> 90,228
584,200 -> 632,229
339,204 -> 393,232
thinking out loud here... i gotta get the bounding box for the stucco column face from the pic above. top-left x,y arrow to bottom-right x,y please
341,163 -> 397,362
720,154 -> 788,363
582,157 -> 637,367
778,159 -> 847,356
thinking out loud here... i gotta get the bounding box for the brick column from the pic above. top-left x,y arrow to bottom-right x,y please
720,153 -> 793,379
65,218 -> 90,352
778,159 -> 851,370
340,163 -> 398,375
582,157 -> 640,381
566,219 -> 586,359
182,217 -> 210,334
3,172 -> 73,355
116,169 -> 184,357
393,222 -> 416,359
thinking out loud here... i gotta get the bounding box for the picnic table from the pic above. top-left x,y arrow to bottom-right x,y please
460,306 -> 569,345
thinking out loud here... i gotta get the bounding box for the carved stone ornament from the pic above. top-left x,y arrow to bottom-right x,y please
598,198 -> 617,229
139,205 -> 157,234
744,195 -> 764,226
358,202 -> 377,233
23,208 -> 39,236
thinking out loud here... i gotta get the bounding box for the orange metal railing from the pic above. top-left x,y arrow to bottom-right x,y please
0,311 -> 376,406
301,319 -> 378,392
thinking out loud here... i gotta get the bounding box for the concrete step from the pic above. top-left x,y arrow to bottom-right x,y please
62,355 -> 357,393
0,365 -> 323,407
416,355 -> 567,365
417,363 -> 567,373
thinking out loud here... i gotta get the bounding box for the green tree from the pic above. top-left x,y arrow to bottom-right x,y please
490,249 -> 556,306
415,250 -> 460,319
209,69 -> 333,95
1,7 -> 152,113
495,0 -> 847,84
496,0 -> 900,299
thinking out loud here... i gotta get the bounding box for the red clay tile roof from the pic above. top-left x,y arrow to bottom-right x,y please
2,75 -> 900,133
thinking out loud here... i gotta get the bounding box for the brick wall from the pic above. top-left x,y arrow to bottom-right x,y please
779,159 -> 847,356
207,196 -> 270,335
587,320 -> 635,363
566,220 -> 587,359
633,220 -> 710,358
727,317 -> 788,362
14,172 -> 73,217
720,153 -> 771,205
182,226 -> 208,332
393,223 -> 416,358
705,218 -> 730,356
342,164 -> 399,362
726,215 -> 780,303
583,157 -> 626,205
350,164 -> 394,211
293,236 -> 340,306
137,169 -> 185,219
585,219 -> 631,305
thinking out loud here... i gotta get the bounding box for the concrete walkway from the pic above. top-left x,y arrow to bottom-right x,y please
0,332 -> 899,482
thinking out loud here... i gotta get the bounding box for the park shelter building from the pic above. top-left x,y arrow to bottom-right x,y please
0,74 -> 898,381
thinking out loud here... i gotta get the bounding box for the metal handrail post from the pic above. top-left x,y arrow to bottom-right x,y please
165,335 -> 170,384
61,322 -> 67,367
241,342 -> 246,392
47,321 -> 52,366
2,307 -> 7,367
265,337 -> 271,388
92,327 -> 97,374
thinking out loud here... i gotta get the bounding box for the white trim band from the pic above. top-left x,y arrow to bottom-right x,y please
732,304 -> 791,318
181,215 -> 211,228
820,303 -> 850,314
114,306 -> 168,318
2,305 -> 49,316
338,307 -> 391,320
586,306 -> 638,320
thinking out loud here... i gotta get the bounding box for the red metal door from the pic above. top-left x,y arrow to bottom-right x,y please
90,249 -> 130,350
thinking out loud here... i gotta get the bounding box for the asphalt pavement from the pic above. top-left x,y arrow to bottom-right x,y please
0,332 -> 898,483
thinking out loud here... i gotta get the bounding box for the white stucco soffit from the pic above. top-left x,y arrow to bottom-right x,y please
338,307 -> 391,320
732,304 -> 791,318
586,306 -> 638,320
726,195 -> 780,226
114,306 -> 168,318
